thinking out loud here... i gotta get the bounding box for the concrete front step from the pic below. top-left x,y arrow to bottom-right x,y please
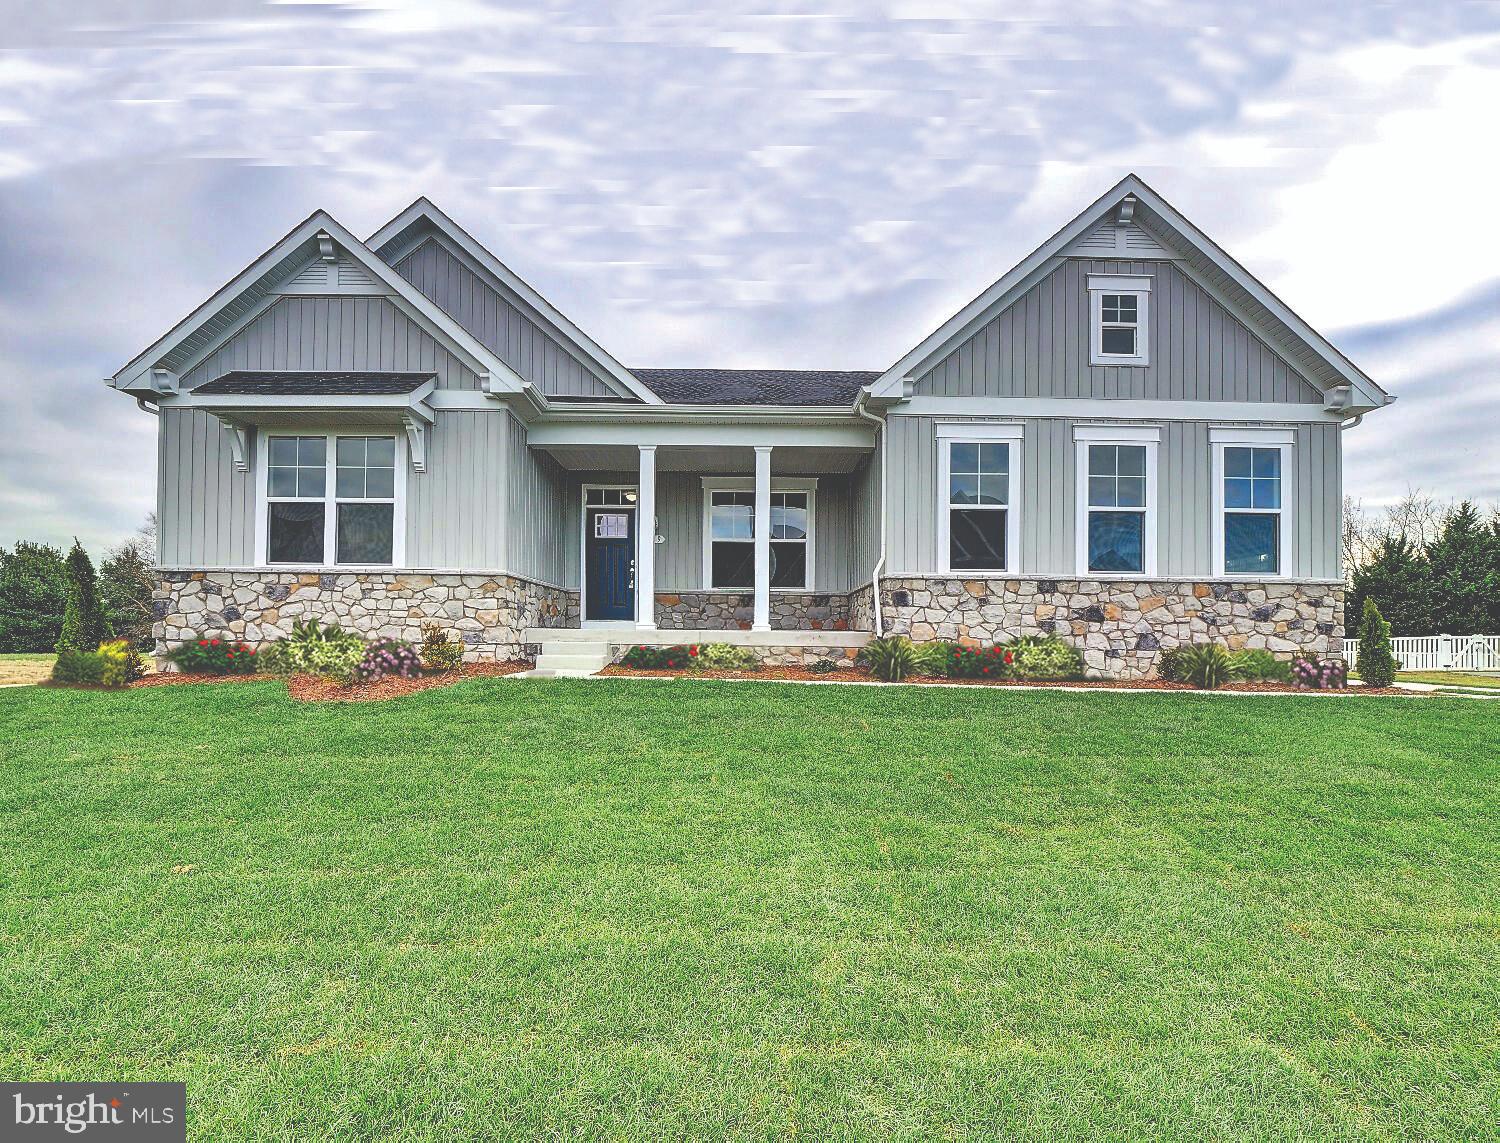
535,652 -> 610,672
524,627 -> 872,649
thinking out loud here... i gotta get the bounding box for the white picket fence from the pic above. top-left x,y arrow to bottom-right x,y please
1343,633 -> 1500,672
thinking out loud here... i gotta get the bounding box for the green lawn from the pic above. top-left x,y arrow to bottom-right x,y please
1,680 -> 1497,1139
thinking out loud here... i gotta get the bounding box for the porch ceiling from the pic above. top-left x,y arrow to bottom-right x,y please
539,444 -> 871,473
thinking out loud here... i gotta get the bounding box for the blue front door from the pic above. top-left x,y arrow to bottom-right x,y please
585,506 -> 636,620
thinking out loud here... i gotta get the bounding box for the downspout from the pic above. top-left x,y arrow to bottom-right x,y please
853,389 -> 887,637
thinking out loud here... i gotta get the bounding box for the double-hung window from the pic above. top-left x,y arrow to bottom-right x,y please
1088,275 -> 1150,366
1211,429 -> 1292,577
263,431 -> 402,566
1075,427 -> 1157,576
703,480 -> 814,590
937,424 -> 1021,573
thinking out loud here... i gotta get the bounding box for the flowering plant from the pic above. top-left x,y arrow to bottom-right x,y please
1290,655 -> 1347,691
948,644 -> 1015,679
169,634 -> 258,675
354,637 -> 423,683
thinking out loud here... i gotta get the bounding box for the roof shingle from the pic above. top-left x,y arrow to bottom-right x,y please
630,368 -> 879,407
193,371 -> 435,396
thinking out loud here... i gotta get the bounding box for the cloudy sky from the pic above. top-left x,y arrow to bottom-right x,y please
2,0 -> 1498,553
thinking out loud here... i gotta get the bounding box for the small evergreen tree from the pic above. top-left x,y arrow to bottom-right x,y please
55,539 -> 111,653
0,541 -> 70,652
1354,597 -> 1398,688
1348,533 -> 1431,637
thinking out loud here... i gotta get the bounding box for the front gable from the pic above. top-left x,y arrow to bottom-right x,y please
367,199 -> 662,404
110,211 -> 528,398
872,175 -> 1392,414
392,234 -> 620,400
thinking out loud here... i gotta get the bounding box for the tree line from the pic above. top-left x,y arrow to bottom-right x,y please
0,519 -> 156,653
1344,494 -> 1500,637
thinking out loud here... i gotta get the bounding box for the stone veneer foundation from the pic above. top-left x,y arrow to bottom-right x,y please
873,577 -> 1343,679
152,571 -> 577,664
153,571 -> 1342,679
652,591 -> 853,631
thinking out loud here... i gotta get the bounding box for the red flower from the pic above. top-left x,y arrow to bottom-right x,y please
1004,651 -> 1014,664
247,647 -> 256,655
198,640 -> 208,647
690,646 -> 699,656
211,639 -> 220,646
982,666 -> 990,674
667,660 -> 676,667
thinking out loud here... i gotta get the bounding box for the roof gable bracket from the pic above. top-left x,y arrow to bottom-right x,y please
317,231 -> 337,262
1116,194 -> 1137,226
401,414 -> 428,473
214,416 -> 250,472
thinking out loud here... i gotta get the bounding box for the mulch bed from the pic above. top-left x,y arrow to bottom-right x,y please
129,661 -> 532,703
596,664 -> 1410,693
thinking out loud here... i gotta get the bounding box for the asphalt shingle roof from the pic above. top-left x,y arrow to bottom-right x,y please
193,371 -> 435,396
630,368 -> 880,406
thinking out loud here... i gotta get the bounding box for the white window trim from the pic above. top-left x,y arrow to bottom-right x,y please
1209,428 -> 1296,579
578,484 -> 639,622
254,428 -> 408,569
1088,274 -> 1151,367
1074,427 -> 1158,578
936,424 -> 1023,576
700,477 -> 817,592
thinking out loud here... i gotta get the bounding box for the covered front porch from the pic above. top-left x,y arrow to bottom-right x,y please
527,408 -> 879,634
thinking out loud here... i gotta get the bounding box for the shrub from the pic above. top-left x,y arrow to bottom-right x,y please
420,623 -> 464,673
1006,634 -> 1086,680
51,648 -> 105,685
619,645 -> 699,670
860,635 -> 918,682
259,620 -> 364,682
96,639 -> 145,687
169,634 -> 258,675
1291,655 -> 1348,690
912,640 -> 959,677
696,643 -> 759,671
355,637 -> 422,683
948,643 -> 1015,679
809,658 -> 839,674
1231,648 -> 1292,683
1354,597 -> 1399,688
1169,643 -> 1243,689
0,541 -> 69,653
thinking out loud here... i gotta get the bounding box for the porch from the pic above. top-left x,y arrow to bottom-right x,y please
528,411 -> 879,633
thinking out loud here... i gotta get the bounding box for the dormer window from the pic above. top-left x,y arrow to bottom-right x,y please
1088,275 -> 1151,367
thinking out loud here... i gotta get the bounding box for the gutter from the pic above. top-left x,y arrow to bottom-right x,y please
853,388 -> 887,637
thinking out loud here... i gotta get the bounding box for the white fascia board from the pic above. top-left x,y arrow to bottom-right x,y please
868,175 -> 1144,398
366,198 -> 663,405
185,383 -> 436,425
891,396 -> 1346,423
1208,426 -> 1296,445
112,211 -> 329,389
870,173 -> 1391,412
933,421 -> 1024,440
113,210 -> 528,399
1124,179 -> 1391,409
527,420 -> 873,449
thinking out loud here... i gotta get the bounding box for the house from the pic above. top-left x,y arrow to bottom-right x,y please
110,174 -> 1393,678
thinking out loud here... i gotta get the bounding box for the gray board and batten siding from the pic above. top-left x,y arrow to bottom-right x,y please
883,415 -> 1340,580
915,258 -> 1325,404
181,295 -> 484,392
393,236 -> 621,399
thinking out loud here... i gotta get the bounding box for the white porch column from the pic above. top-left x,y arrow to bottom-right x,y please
636,445 -> 657,629
753,445 -> 772,631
